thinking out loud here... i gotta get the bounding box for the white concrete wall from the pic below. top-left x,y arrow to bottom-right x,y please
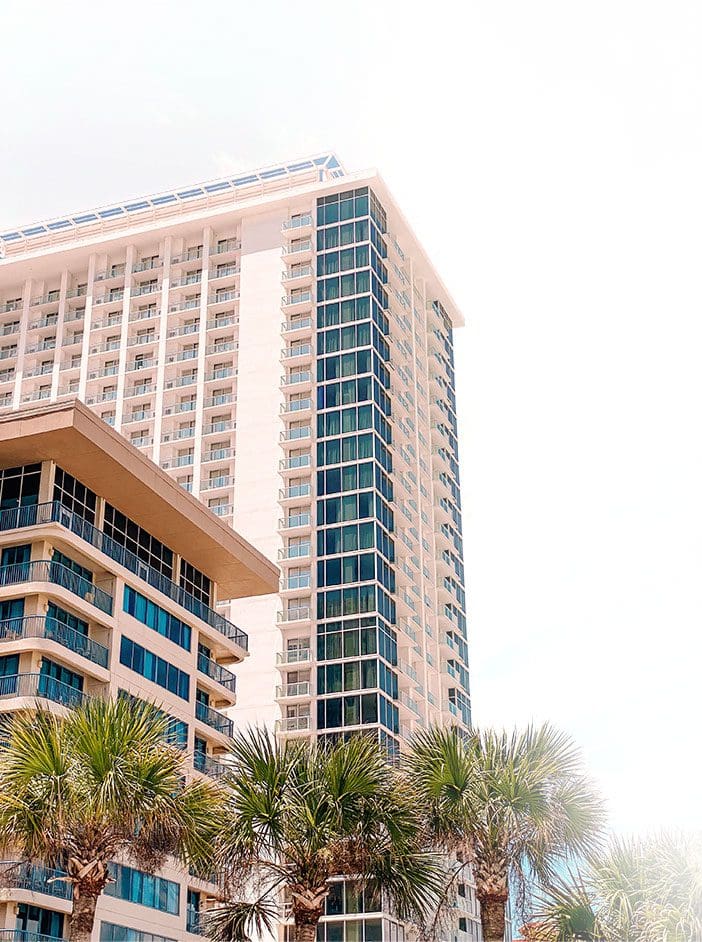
227,209 -> 286,732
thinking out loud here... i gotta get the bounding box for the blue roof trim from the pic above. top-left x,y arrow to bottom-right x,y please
4,154 -> 344,245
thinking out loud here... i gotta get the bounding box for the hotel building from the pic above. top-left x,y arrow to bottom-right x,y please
0,400 -> 278,942
0,155 -> 477,940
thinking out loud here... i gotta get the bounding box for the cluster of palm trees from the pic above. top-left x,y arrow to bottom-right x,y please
0,699 -> 696,942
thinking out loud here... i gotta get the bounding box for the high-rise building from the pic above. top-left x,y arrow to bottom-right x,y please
0,155 -> 476,940
0,399 -> 278,941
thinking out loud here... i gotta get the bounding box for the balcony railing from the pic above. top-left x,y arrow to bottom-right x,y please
0,557 -> 113,616
0,615 -> 108,669
276,647 -> 311,664
193,751 -> 228,780
276,682 -> 311,698
279,715 -> 311,732
197,651 -> 236,691
0,931 -> 66,942
0,860 -> 73,899
0,673 -> 86,709
0,502 -> 247,650
195,700 -> 233,736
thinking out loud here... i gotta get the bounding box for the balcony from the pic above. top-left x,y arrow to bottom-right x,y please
0,501 -> 247,650
195,700 -> 233,737
193,752 -> 228,780
279,454 -> 311,471
0,860 -> 72,899
282,214 -> 313,231
281,292 -> 312,308
282,238 -> 312,256
209,265 -> 239,280
0,673 -> 86,709
0,615 -> 108,669
279,512 -> 311,530
197,651 -> 236,692
0,932 -> 66,942
210,239 -> 240,256
282,316 -> 312,334
276,681 -> 311,699
207,315 -> 238,330
276,646 -> 311,664
280,483 -> 311,500
208,290 -> 239,306
278,715 -> 311,732
0,556 -> 113,616
277,606 -> 311,625
282,343 -> 312,360
280,426 -> 311,443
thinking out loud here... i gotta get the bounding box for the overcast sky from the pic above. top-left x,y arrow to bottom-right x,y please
3,0 -> 700,834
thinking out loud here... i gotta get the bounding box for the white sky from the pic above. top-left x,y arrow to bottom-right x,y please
2,0 -> 700,835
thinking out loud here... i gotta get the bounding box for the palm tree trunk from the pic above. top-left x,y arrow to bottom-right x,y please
294,922 -> 319,942
478,895 -> 507,942
68,889 -> 100,942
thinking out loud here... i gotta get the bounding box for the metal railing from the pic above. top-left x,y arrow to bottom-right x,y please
0,860 -> 72,899
0,615 -> 108,669
193,752 -> 228,780
0,673 -> 86,709
0,556 -> 113,616
0,502 -> 247,649
195,700 -> 233,736
197,651 -> 236,692
0,931 -> 66,942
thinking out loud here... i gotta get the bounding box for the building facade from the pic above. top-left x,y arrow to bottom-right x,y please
0,400 -> 278,942
0,156 -> 477,940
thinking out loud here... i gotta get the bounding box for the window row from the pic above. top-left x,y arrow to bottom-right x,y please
317,521 -> 395,565
317,244 -> 370,276
317,584 -> 396,625
123,585 -> 192,651
316,404 -> 391,447
316,296 -> 389,336
316,348 -> 390,390
317,658 -> 398,699
105,862 -> 180,914
317,617 -> 397,666
316,432 -> 392,475
316,492 -> 393,532
317,692 -> 399,735
317,377 -> 390,418
119,635 -> 190,700
317,463 -> 393,506
316,552 -> 395,594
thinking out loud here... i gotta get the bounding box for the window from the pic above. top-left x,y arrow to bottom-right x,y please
123,585 -> 192,651
103,503 -> 173,579
179,560 -> 211,607
52,550 -> 93,584
118,689 -> 187,748
47,602 -> 88,637
119,636 -> 190,700
16,904 -> 64,939
105,862 -> 180,914
0,463 -> 40,510
101,923 -> 176,942
53,467 -> 97,523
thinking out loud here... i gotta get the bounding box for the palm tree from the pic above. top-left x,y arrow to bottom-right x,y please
0,697 -> 224,942
207,727 -> 444,942
405,724 -> 605,942
533,832 -> 702,941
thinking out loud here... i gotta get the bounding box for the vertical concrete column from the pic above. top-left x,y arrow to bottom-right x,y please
115,245 -> 136,431
78,255 -> 97,400
50,270 -> 69,400
192,226 -> 212,497
12,277 -> 33,408
153,235 -> 173,466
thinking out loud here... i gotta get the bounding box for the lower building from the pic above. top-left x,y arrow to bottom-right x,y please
0,399 -> 278,941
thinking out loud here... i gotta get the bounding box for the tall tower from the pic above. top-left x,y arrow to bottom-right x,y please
0,156 -> 477,940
